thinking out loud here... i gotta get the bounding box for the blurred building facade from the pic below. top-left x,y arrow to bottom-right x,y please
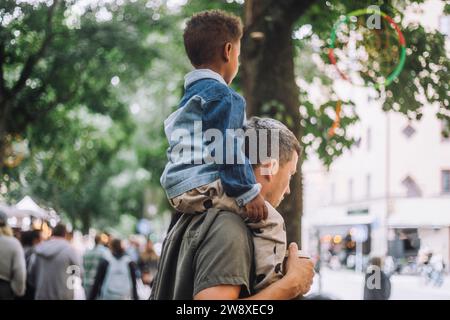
302,90 -> 450,271
302,1 -> 449,272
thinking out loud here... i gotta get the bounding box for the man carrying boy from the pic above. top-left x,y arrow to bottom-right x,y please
153,117 -> 314,299
157,10 -> 314,297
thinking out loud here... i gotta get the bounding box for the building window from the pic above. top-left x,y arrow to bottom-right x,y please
402,124 -> 416,139
366,128 -> 371,151
443,170 -> 450,194
366,174 -> 371,199
348,179 -> 353,201
401,175 -> 422,197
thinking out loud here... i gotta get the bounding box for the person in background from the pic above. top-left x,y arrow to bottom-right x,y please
66,230 -> 74,243
363,256 -> 391,300
103,232 -> 112,247
82,233 -> 110,298
17,230 -> 42,300
126,237 -> 141,279
126,237 -> 140,263
0,210 -> 26,300
89,238 -> 138,300
31,223 -> 82,300
138,239 -> 159,287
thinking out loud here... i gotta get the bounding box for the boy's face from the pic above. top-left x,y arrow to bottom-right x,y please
223,39 -> 240,85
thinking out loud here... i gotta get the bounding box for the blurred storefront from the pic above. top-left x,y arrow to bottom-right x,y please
387,198 -> 450,272
302,79 -> 450,274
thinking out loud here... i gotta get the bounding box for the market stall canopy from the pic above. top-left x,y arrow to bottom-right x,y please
11,196 -> 50,219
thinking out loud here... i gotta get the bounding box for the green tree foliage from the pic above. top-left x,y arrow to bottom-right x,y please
1,0 -> 449,234
0,0 -> 178,230
295,0 -> 449,164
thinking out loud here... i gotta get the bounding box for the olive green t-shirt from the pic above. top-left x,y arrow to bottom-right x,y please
151,208 -> 255,300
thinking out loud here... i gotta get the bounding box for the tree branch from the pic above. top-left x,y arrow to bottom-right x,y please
11,0 -> 58,97
282,0 -> 318,23
244,0 -> 318,32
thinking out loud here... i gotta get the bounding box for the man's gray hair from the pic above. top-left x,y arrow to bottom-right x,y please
244,116 -> 301,166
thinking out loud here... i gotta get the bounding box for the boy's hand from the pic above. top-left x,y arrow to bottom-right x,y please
244,194 -> 268,222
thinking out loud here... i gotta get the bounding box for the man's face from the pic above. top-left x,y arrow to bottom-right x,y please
260,151 -> 298,208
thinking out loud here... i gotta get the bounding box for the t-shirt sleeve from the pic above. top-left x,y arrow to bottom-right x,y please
193,213 -> 254,297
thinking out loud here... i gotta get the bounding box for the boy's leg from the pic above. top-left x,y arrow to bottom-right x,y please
209,179 -> 248,217
247,207 -> 287,292
169,181 -> 222,214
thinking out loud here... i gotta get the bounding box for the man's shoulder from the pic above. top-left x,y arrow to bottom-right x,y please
201,210 -> 253,246
151,209 -> 254,300
176,209 -> 252,245
213,210 -> 249,232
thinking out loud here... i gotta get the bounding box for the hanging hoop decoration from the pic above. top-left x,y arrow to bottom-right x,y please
328,8 -> 406,88
328,100 -> 342,138
2,134 -> 28,168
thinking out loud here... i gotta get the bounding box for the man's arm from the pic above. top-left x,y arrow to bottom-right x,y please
194,243 -> 315,300
194,285 -> 240,300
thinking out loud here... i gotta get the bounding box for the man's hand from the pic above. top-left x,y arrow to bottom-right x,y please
244,194 -> 268,222
284,242 -> 314,296
283,242 -> 315,297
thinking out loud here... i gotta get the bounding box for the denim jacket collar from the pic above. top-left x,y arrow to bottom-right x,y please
184,68 -> 227,89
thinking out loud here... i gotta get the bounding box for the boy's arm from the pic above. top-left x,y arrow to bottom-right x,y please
204,92 -> 260,207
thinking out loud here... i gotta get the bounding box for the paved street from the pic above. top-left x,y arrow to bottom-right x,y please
307,268 -> 450,300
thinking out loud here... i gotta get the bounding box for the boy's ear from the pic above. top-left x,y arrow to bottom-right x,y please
223,42 -> 232,62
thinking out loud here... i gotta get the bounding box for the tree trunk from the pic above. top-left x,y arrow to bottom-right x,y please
81,211 -> 91,234
241,0 -> 313,246
0,98 -> 12,174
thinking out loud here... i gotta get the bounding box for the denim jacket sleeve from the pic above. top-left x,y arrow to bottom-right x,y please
203,90 -> 260,207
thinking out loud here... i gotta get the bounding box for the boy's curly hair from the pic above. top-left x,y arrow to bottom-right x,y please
183,10 -> 243,67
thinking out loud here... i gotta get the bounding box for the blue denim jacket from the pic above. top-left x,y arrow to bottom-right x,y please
160,69 -> 260,207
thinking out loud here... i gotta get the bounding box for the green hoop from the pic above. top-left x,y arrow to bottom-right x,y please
328,8 -> 406,89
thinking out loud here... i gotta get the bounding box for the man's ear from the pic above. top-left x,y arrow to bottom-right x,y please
223,42 -> 232,62
259,159 -> 279,179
